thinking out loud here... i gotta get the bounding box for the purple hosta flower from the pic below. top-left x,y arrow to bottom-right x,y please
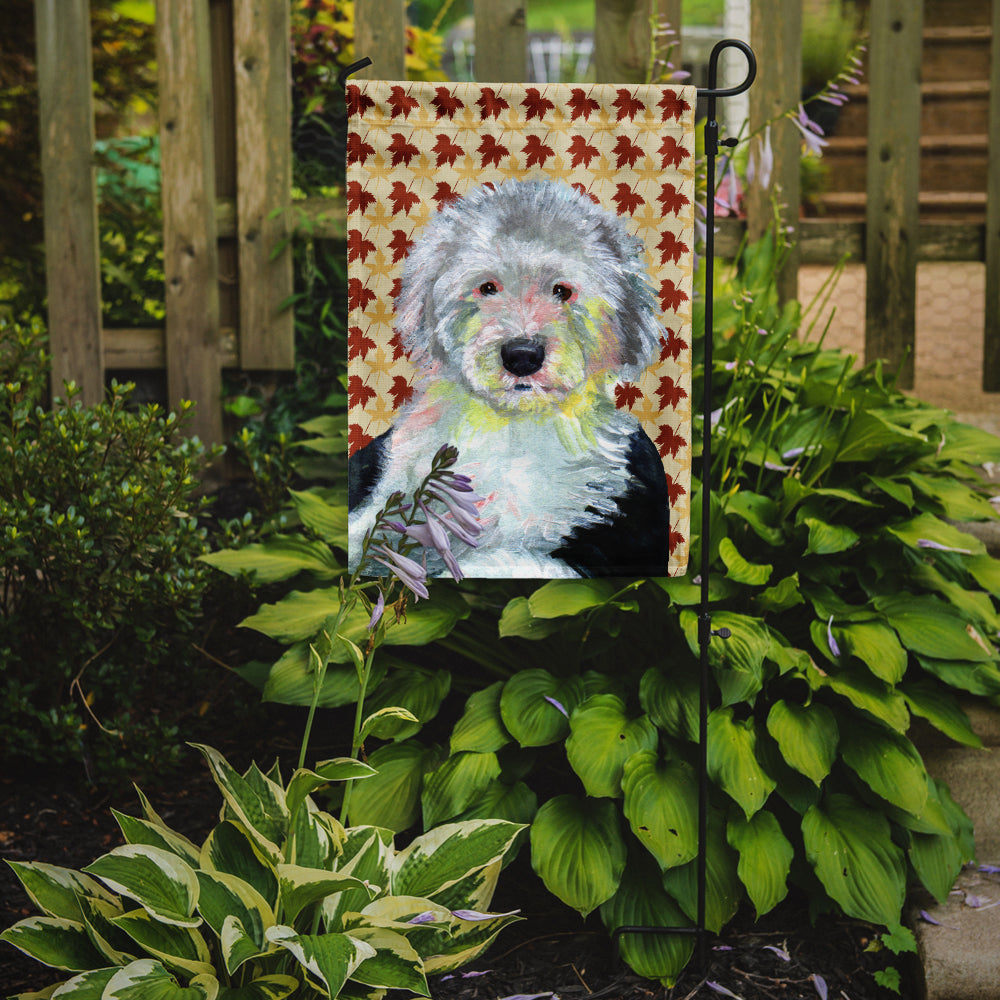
715,157 -> 742,215
372,545 -> 430,600
811,974 -> 828,1000
451,908 -> 521,921
827,615 -> 842,657
706,982 -> 742,999
747,124 -> 774,191
427,480 -> 486,536
791,103 -> 828,156
979,864 -> 1000,874
917,538 -> 973,555
544,695 -> 569,718
763,944 -> 791,962
407,911 -> 438,925
367,590 -> 385,631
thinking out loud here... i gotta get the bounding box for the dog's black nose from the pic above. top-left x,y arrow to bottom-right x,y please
501,339 -> 545,377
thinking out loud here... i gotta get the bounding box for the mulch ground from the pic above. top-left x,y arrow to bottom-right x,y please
1,743 -> 912,1000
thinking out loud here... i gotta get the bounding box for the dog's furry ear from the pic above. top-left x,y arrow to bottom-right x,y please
604,233 -> 664,379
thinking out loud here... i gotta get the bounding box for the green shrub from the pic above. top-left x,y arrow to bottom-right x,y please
0,317 -> 220,783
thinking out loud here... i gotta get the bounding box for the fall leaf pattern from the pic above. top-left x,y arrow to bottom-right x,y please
347,80 -> 696,575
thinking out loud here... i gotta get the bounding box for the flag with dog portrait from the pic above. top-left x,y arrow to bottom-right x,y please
347,80 -> 696,579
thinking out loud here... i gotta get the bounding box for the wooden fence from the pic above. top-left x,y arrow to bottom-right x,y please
33,0 -> 1000,445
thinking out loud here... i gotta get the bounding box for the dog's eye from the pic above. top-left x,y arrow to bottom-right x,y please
479,281 -> 499,296
552,283 -> 573,303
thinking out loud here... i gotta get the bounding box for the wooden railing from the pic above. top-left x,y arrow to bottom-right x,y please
32,0 -> 1000,445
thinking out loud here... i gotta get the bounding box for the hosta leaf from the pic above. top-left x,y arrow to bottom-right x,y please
900,680 -> 982,748
935,421 -> 1000,464
453,779 -> 538,827
915,655 -> 1000,697
346,926 -> 428,994
681,610 -> 770,706
215,975 -> 299,999
718,537 -> 772,586
599,853 -> 694,987
707,708 -> 776,818
906,472 -> 998,521
802,793 -> 906,926
727,811 -> 793,917
5,862 -> 117,923
423,907 -> 522,974
530,795 -> 626,917
765,700 -> 838,786
639,664 -> 699,742
566,695 -> 658,798
103,959 -> 218,999
885,512 -> 985,557
875,594 -> 994,662
76,894 -> 138,967
0,916 -> 106,971
807,660 -> 910,732
288,489 -> 349,547
111,909 -> 214,978
265,926 -> 375,997
393,820 -> 524,900
362,667 -> 451,740
241,588 -> 343,643
755,573 -> 805,614
112,812 -> 201,868
260,644 -> 387,709
347,740 -> 442,832
360,706 -> 421,742
199,822 -> 278,909
621,751 -> 699,870
421,751 -> 502,828
499,670 -> 584,747
839,718 -> 928,816
285,759 -> 376,822
83,846 -> 200,928
322,830 -> 393,930
276,865 -> 374,925
498,596 -> 564,639
195,871 -> 273,973
46,966 -> 117,997
832,621 -> 907,684
966,553 -> 1000,597
724,490 -> 784,545
834,410 -> 927,463
450,682 -> 511,754
909,827 -> 965,905
802,517 -> 859,556
527,579 -> 620,618
200,536 -> 340,584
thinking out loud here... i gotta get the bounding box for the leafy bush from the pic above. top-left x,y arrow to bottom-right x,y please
0,317 -> 220,783
1,743 -> 524,997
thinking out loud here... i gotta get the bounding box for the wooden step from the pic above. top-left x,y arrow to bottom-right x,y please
922,25 -> 993,83
833,80 -> 991,138
922,0 -> 991,28
813,190 -> 987,222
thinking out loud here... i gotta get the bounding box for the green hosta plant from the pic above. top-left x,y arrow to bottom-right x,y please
1,743 -> 523,999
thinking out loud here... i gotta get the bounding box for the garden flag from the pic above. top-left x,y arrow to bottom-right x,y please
346,80 -> 696,578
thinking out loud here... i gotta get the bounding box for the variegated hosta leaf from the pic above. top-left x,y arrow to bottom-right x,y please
214,974 -> 299,999
288,802 -> 343,870
112,811 -> 201,868
421,859 -> 501,916
802,793 -> 906,926
4,861 -> 118,922
285,760 -> 375,823
110,908 -> 214,978
0,916 -> 107,971
599,854 -> 694,987
707,707 -> 776,818
83,846 -> 200,928
200,822 -> 278,910
499,670 -> 584,747
421,906 -> 523,975
102,958 -> 218,999
265,925 -> 375,998
565,695 -> 658,798
450,681 -> 511,754
323,829 -> 393,931
77,894 -> 135,966
345,926 -> 429,995
621,751 -> 699,871
44,966 -> 118,997
195,871 -> 274,974
421,752 -> 502,829
765,700 -> 838,786
529,795 -> 626,917
391,820 -> 524,901
276,864 -> 375,925
727,810 -> 793,917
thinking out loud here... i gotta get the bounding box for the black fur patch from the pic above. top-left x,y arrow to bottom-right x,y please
348,428 -> 393,510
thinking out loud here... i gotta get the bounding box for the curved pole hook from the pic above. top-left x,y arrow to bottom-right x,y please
337,57 -> 373,90
698,38 -> 756,99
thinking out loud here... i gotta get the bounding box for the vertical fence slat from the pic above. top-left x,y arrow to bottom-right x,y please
594,0 -> 652,84
864,0 -> 923,389
34,0 -> 103,405
354,0 -> 406,80
233,0 -> 294,369
983,0 -> 1000,390
157,0 -> 223,445
746,0 -> 801,304
474,0 -> 527,82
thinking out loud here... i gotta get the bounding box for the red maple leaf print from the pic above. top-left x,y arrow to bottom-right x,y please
659,135 -> 690,169
346,181 -> 376,215
348,423 -> 373,456
348,325 -> 376,359
656,423 -> 687,458
432,86 -> 464,119
348,375 -> 377,409
665,472 -> 687,506
657,230 -> 690,266
389,375 -> 414,408
568,87 -> 600,120
348,277 -> 376,311
659,330 -> 688,361
388,328 -> 408,360
568,134 -> 599,168
613,135 -> 644,169
477,87 -> 510,119
570,183 -> 600,205
669,526 -> 684,554
346,133 -> 375,166
432,181 -> 461,210
613,88 -> 645,120
347,229 -> 376,263
612,183 -> 645,216
479,134 -> 510,168
346,85 -> 375,118
433,133 -> 465,167
656,375 -> 688,409
388,85 -> 419,119
390,278 -> 404,301
658,278 -> 689,312
523,134 -> 555,168
657,182 -> 690,216
389,229 -> 414,263
523,87 -> 555,120
388,181 -> 420,215
614,382 -> 644,409
658,89 -> 691,122
388,133 -> 419,167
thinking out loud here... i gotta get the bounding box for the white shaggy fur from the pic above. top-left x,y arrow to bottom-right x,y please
349,179 -> 664,578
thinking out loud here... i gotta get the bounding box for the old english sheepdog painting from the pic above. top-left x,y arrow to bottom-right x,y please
346,81 -> 696,579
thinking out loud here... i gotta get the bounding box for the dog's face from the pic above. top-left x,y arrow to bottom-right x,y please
394,181 -> 662,414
